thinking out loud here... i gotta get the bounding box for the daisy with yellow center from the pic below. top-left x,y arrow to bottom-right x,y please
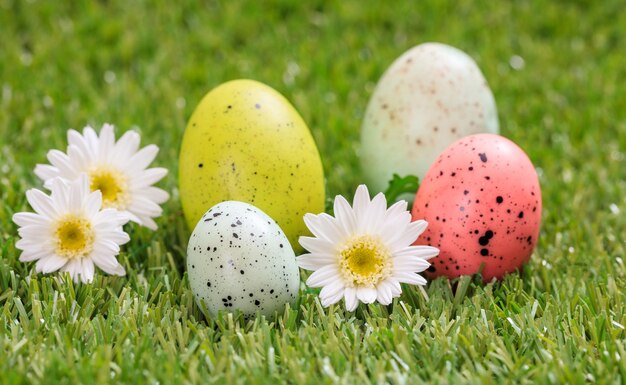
35,123 -> 169,230
297,185 -> 439,311
13,174 -> 130,283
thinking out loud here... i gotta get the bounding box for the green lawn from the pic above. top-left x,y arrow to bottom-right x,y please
1,1 -> 626,383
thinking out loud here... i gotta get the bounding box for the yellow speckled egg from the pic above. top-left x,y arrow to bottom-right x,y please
179,79 -> 325,251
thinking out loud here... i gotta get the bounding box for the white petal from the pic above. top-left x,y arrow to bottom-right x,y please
388,280 -> 402,296
132,168 -> 168,188
321,289 -> 345,307
68,175 -> 89,213
352,185 -> 371,223
392,256 -> 431,273
81,258 -> 95,283
17,224 -> 52,239
34,164 -> 59,182
393,245 -> 440,259
67,144 -> 91,171
139,186 -> 169,205
389,220 -> 429,252
126,144 -> 159,175
303,213 -> 343,244
134,215 -> 157,230
299,236 -> 335,255
360,192 -> 387,234
393,272 -> 428,286
91,251 -> 119,273
47,149 -> 79,177
98,123 -> 116,162
61,259 -> 80,281
319,280 -> 345,300
386,199 -> 408,215
35,255 -> 67,273
110,263 -> 126,276
376,281 -> 394,305
48,178 -> 70,211
82,190 -> 103,218
128,196 -> 162,217
333,195 -> 356,236
13,212 -> 47,227
356,286 -> 377,304
306,265 -> 340,288
82,126 -> 100,155
93,239 -> 121,255
344,287 -> 358,312
92,251 -> 126,276
93,208 -> 129,228
19,248 -> 51,262
296,253 -> 336,271
67,129 -> 89,150
26,189 -> 58,219
111,130 -> 140,161
16,238 -> 48,251
97,230 -> 130,246
379,201 -> 411,240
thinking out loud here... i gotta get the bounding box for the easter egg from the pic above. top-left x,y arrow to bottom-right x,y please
179,79 -> 325,251
411,134 -> 541,281
360,42 -> 499,192
186,201 -> 300,319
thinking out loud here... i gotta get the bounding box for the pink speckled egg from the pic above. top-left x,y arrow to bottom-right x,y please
411,134 -> 542,281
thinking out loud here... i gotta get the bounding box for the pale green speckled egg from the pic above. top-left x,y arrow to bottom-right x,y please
187,201 -> 299,319
360,43 -> 499,192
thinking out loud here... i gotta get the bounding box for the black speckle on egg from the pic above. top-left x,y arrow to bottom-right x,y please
496,196 -> 503,204
479,153 -> 488,162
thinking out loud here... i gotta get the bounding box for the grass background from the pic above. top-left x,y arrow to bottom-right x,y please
1,0 -> 625,383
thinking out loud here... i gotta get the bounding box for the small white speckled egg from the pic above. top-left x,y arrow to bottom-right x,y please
186,201 -> 300,319
360,42 -> 499,192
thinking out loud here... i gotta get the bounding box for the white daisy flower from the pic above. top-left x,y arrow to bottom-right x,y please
297,185 -> 439,311
34,123 -> 169,230
13,174 -> 130,283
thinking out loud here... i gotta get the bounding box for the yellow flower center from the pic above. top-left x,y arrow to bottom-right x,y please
89,167 -> 129,209
54,215 -> 95,259
338,235 -> 391,287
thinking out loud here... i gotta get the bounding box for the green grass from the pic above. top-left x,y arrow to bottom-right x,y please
1,0 -> 626,383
